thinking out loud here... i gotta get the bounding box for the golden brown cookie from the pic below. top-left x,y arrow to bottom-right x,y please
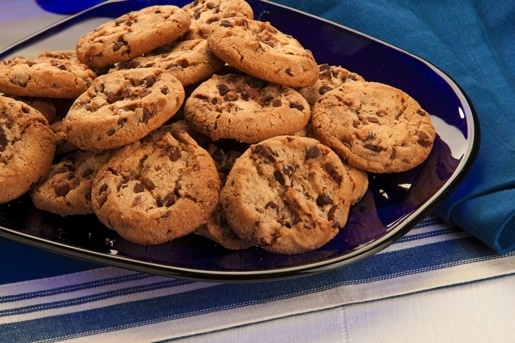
62,67 -> 185,151
30,149 -> 116,216
221,135 -> 360,254
182,0 -> 254,39
184,73 -> 311,143
76,6 -> 191,68
111,39 -> 225,87
194,142 -> 252,250
0,95 -> 56,204
298,64 -> 365,106
91,125 -> 221,245
311,81 -> 436,173
0,51 -> 96,98
207,17 -> 318,87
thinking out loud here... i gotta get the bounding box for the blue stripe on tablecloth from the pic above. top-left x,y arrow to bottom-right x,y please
0,228 -> 508,342
0,271 -> 154,304
0,278 -> 191,316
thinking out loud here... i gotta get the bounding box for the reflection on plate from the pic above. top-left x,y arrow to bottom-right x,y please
0,0 -> 478,282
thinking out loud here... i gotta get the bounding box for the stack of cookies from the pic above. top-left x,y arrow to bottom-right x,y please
0,0 -> 436,255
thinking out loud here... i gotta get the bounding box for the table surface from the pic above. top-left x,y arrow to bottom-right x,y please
1,1 -> 515,342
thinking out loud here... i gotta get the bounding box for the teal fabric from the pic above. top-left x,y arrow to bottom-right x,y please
271,0 -> 515,253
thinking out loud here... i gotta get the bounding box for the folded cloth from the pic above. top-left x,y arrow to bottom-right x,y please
272,0 -> 515,253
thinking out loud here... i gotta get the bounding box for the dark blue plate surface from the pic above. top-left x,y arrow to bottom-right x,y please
0,0 -> 479,282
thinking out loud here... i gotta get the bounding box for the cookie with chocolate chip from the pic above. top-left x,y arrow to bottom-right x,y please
221,135 -> 360,255
91,125 -> 221,245
0,95 -> 56,204
62,67 -> 185,151
0,51 -> 96,98
30,149 -> 116,216
184,73 -> 311,143
111,39 -> 225,87
76,5 -> 191,68
194,142 -> 252,250
207,17 -> 318,88
182,0 -> 254,39
298,64 -> 365,106
311,81 -> 436,173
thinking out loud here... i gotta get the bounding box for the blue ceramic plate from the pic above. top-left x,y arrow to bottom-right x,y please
0,0 -> 479,282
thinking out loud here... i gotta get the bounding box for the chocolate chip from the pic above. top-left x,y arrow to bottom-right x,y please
319,85 -> 333,96
272,99 -> 282,107
118,117 -> 127,127
82,168 -> 94,179
140,109 -> 152,123
0,131 -> 7,151
54,163 -> 74,174
134,182 -> 145,193
323,162 -> 343,183
316,193 -> 333,206
305,145 -> 320,159
390,147 -> 397,159
150,130 -> 165,142
273,170 -> 286,185
167,145 -> 181,161
217,83 -> 230,96
99,183 -> 108,194
142,75 -> 156,87
417,131 -> 432,147
319,63 -> 331,72
246,77 -> 265,89
364,143 -> 382,152
285,68 -> 293,77
97,194 -> 108,208
252,144 -> 276,162
120,60 -> 140,69
53,181 -> 71,197
283,165 -> 294,177
113,40 -> 125,52
265,201 -> 279,211
158,192 -> 177,207
289,102 -> 305,111
106,128 -> 115,136
161,86 -> 169,95
220,19 -> 233,27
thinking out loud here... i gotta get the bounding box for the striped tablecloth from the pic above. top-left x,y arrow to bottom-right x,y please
2,216 -> 515,342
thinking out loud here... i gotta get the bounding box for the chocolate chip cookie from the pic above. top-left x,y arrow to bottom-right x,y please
30,149 -> 116,216
63,67 -> 185,151
91,125 -> 221,245
0,95 -> 56,204
76,5 -> 191,68
221,135 -> 359,254
184,73 -> 311,143
194,142 -> 252,250
207,17 -> 319,87
311,81 -> 436,173
298,64 -> 365,106
182,0 -> 254,39
0,51 -> 96,98
111,39 -> 225,87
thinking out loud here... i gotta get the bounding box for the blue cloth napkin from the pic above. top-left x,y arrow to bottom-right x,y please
272,0 -> 515,253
